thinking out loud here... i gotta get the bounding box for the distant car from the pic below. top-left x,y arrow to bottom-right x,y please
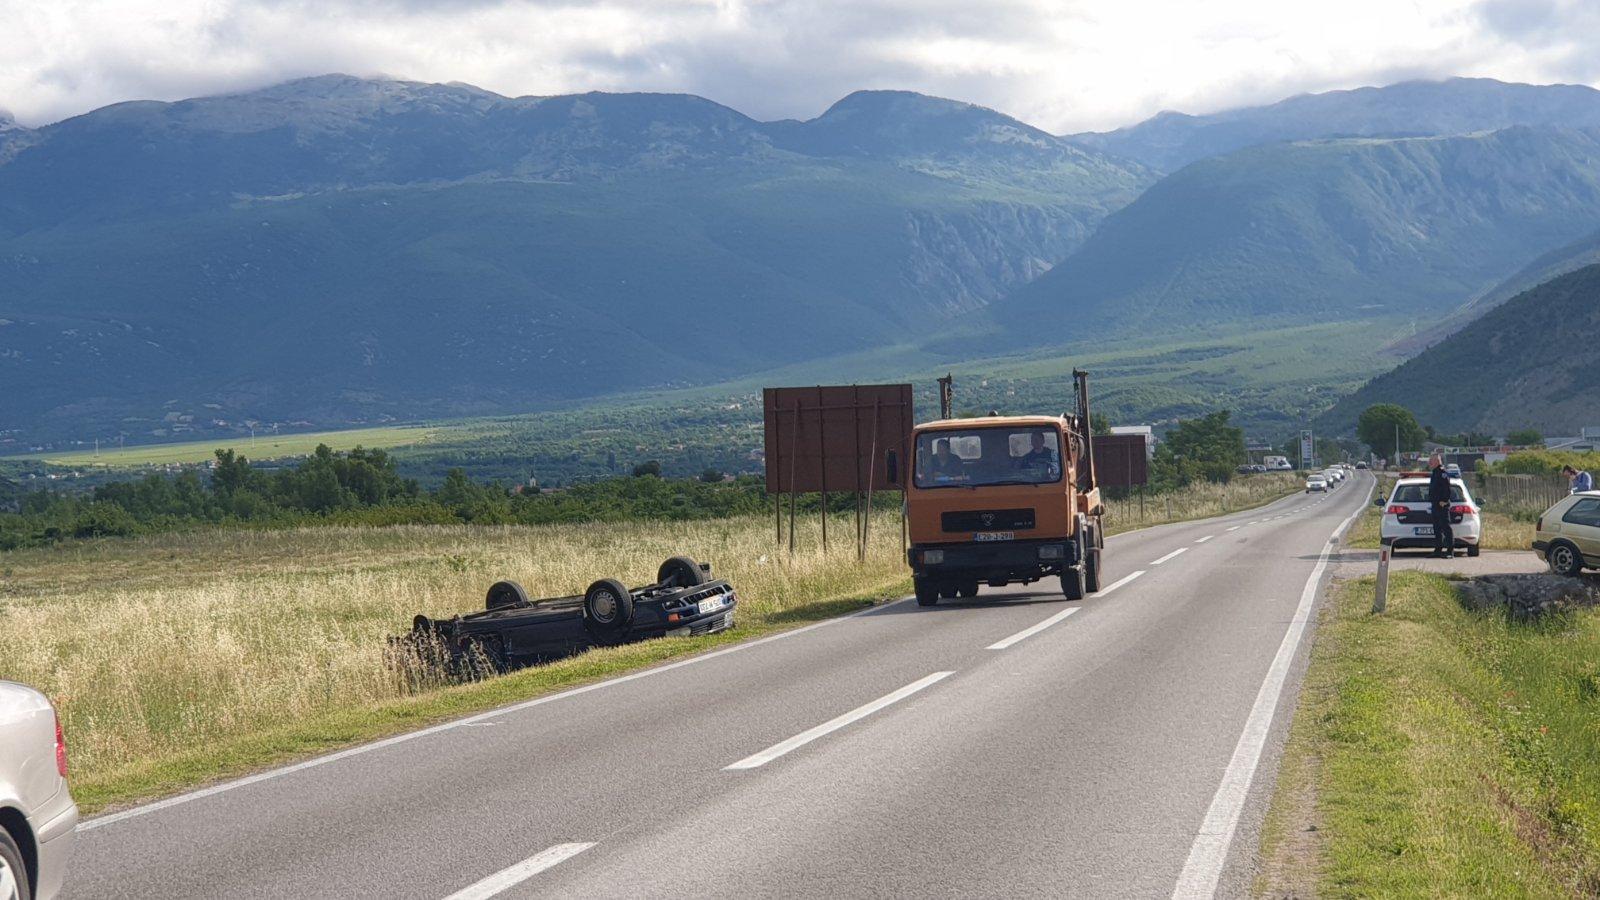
0,682 -> 77,900
1355,461 -> 1369,470
1445,463 -> 1463,479
1377,474 -> 1481,556
1532,491 -> 1600,576
1306,475 -> 1328,493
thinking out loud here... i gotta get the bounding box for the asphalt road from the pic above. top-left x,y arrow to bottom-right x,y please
67,473 -> 1373,899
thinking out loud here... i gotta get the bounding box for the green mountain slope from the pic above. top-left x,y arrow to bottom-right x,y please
1318,264 -> 1600,434
0,77 -> 1148,441
991,127 -> 1600,344
1068,77 -> 1600,172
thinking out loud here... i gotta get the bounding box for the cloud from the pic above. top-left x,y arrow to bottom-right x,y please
1,0 -> 1597,132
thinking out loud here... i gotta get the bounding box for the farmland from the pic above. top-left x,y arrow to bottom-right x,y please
16,425 -> 444,468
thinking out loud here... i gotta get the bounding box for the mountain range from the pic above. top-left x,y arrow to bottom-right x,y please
5,74 -> 1600,444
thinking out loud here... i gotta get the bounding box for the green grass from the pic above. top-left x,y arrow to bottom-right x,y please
1256,573 -> 1600,897
17,425 -> 446,468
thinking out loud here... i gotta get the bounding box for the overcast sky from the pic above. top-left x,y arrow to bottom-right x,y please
4,0 -> 1598,132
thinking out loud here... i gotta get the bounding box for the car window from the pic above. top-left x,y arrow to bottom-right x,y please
1391,483 -> 1465,503
1562,498 -> 1600,529
914,426 -> 1063,489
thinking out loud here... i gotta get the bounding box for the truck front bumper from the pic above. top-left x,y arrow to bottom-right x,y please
909,539 -> 1079,584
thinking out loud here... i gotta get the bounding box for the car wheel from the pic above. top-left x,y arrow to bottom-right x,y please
1466,544 -> 1480,558
485,580 -> 531,611
657,556 -> 707,588
584,578 -> 635,641
914,577 -> 939,607
0,828 -> 29,900
1062,565 -> 1086,601
1548,542 -> 1584,578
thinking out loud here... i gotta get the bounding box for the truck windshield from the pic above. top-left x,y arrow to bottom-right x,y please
915,426 -> 1063,489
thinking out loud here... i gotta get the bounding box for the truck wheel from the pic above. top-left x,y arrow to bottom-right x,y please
1549,541 -> 1584,577
914,577 -> 939,607
1062,565 -> 1086,601
0,827 -> 30,900
958,580 -> 980,599
1084,547 -> 1103,594
485,580 -> 530,610
584,578 -> 635,642
658,556 -> 707,588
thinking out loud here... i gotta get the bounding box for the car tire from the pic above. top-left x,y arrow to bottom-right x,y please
914,577 -> 939,607
0,827 -> 30,900
1466,544 -> 1480,558
1062,565 -> 1086,601
485,580 -> 531,611
1548,541 -> 1584,578
583,578 -> 635,642
657,556 -> 707,589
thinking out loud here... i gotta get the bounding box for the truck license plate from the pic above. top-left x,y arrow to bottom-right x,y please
1413,526 -> 1433,536
973,531 -> 1015,542
697,596 -> 725,615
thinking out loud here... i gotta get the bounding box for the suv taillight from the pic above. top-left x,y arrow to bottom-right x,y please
1386,505 -> 1408,515
1451,505 -> 1476,516
55,711 -> 68,778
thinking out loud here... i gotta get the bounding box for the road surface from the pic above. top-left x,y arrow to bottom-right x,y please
66,473 -> 1373,899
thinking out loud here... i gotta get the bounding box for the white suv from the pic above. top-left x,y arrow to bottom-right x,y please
1377,474 -> 1482,556
0,682 -> 77,900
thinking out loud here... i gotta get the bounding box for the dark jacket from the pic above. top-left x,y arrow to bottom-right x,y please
1428,466 -> 1452,508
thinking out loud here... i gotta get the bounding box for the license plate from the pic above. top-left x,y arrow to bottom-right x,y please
697,596 -> 725,615
1413,526 -> 1433,536
973,531 -> 1015,542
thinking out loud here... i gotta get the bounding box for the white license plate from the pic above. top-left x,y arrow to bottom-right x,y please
973,531 -> 1015,542
697,596 -> 725,615
1413,526 -> 1433,536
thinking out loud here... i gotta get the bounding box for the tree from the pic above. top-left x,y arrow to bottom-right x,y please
1150,411 -> 1245,487
699,468 -> 724,483
631,460 -> 662,478
1357,404 -> 1425,461
1506,428 -> 1543,446
1090,413 -> 1112,436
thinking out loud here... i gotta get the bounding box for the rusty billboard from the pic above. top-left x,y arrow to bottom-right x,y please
1090,433 -> 1150,487
763,384 -> 914,495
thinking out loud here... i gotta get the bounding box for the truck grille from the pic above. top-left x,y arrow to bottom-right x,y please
942,508 -> 1035,532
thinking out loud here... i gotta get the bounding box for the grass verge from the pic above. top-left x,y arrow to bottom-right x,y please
1256,573 -> 1600,897
1346,497 -> 1535,552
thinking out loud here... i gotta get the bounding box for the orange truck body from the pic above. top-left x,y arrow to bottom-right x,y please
903,395 -> 1105,605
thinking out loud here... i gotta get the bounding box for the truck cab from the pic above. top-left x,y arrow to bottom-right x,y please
905,405 -> 1104,606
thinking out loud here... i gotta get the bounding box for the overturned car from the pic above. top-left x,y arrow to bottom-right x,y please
402,555 -> 738,675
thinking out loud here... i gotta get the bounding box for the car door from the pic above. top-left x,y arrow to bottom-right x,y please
1560,497 -> 1600,562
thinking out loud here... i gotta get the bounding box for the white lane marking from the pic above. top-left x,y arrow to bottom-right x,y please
1171,484 -> 1371,899
1194,535 -> 1215,544
1225,526 -> 1241,532
1151,548 -> 1188,565
725,671 -> 954,770
444,843 -> 595,900
81,599 -> 904,832
986,607 -> 1079,650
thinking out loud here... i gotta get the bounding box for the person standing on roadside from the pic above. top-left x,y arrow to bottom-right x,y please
1564,464 -> 1594,494
1428,454 -> 1455,558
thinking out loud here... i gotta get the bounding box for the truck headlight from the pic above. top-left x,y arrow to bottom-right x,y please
922,549 -> 944,565
1038,545 -> 1063,560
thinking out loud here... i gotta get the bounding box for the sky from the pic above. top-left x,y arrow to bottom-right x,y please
4,0 -> 1599,132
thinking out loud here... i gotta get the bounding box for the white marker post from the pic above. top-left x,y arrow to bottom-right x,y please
1372,543 -> 1391,614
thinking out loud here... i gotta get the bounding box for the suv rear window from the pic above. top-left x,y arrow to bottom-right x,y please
1563,498 -> 1600,528
1390,483 -> 1465,503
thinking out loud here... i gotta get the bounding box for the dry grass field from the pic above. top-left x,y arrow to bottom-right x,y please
0,473 -> 1299,813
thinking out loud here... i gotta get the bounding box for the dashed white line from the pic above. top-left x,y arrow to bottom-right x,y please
1172,486 -> 1372,898
1226,526 -> 1241,532
1151,548 -> 1189,565
987,607 -> 1079,650
725,671 -> 954,770
1194,535 -> 1215,544
445,843 -> 596,900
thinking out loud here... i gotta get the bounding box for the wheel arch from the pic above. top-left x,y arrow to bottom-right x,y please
0,804 -> 37,898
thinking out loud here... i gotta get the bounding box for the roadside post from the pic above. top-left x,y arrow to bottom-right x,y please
1372,542 -> 1391,613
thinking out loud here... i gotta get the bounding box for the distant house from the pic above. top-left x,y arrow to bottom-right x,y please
1109,425 -> 1157,460
1545,427 -> 1600,453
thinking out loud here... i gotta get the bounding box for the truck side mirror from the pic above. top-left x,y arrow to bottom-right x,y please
886,450 -> 899,485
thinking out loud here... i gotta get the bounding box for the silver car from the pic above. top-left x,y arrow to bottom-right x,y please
0,682 -> 77,900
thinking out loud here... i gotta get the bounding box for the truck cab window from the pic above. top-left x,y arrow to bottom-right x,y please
915,427 -> 1062,488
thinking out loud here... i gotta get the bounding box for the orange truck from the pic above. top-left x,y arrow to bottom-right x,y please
903,370 -> 1105,606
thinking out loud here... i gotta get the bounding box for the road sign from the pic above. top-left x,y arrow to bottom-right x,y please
1300,429 -> 1314,469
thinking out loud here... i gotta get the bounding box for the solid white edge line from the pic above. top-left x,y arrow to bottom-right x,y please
1194,535 -> 1215,544
725,671 -> 954,770
80,598 -> 905,832
1151,547 -> 1188,565
985,607 -> 1079,650
1170,482 -> 1371,899
443,842 -> 595,900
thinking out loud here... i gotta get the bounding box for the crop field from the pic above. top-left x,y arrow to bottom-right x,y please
0,473 -> 1298,813
17,425 -> 447,468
